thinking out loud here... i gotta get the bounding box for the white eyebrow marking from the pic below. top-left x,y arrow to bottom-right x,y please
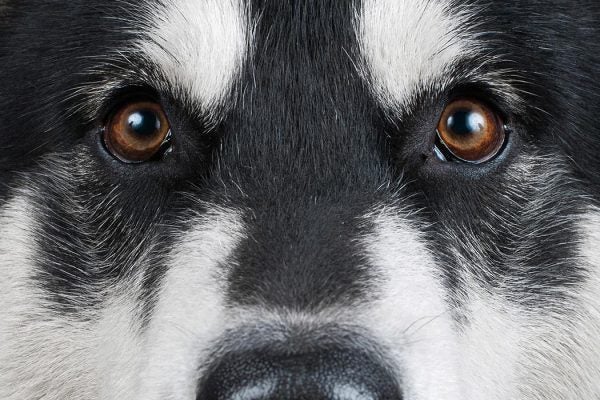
356,0 -> 479,110
137,0 -> 251,111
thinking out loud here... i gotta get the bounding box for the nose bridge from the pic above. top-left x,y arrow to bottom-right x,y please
218,1 -> 387,310
225,195 -> 376,311
220,0 -> 382,186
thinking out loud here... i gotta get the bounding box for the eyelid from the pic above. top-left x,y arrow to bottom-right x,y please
97,85 -> 162,123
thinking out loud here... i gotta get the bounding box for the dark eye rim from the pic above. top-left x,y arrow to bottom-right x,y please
433,96 -> 510,165
434,125 -> 511,165
99,90 -> 173,164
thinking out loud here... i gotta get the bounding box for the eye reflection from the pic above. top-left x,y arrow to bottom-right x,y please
103,100 -> 171,163
435,98 -> 506,164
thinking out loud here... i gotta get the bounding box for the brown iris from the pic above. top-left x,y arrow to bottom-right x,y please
103,101 -> 170,163
436,99 -> 505,163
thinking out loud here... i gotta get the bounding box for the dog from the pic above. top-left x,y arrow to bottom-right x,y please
1,0 -> 599,399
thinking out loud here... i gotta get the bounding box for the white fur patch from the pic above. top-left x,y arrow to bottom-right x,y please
580,209 -> 600,283
358,206 -> 462,399
137,0 -> 250,110
456,209 -> 600,400
502,209 -> 600,399
356,0 -> 478,109
575,210 -> 600,393
527,209 -> 600,398
0,196 -> 37,364
0,192 -> 246,400
0,194 -> 145,400
138,208 -> 245,400
457,281 -> 522,400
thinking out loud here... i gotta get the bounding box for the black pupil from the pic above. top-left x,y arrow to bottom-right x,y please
447,109 -> 484,136
127,109 -> 161,137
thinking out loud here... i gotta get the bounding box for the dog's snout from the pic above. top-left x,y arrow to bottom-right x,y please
198,348 -> 401,400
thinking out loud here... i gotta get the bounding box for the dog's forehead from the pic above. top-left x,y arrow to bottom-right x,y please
135,0 -> 249,110
133,0 -> 476,112
117,0 -> 480,309
123,0 -> 494,193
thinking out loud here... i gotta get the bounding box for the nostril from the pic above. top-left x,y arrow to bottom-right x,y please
197,348 -> 402,400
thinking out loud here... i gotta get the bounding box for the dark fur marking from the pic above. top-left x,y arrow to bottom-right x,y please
0,0 -> 599,318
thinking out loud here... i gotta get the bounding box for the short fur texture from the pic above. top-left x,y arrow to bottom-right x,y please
1,0 -> 599,399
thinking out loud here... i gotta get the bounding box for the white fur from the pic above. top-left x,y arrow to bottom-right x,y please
358,206 -> 462,399
356,1 -> 527,113
137,0 -> 250,111
455,209 -> 600,400
0,194 -> 146,400
230,380 -> 274,400
2,182 -> 600,400
571,210 -> 600,395
356,0 -> 477,110
457,279 -> 522,400
354,204 -> 600,399
0,195 -> 246,400
0,196 -> 34,350
515,209 -> 600,399
138,208 -> 245,400
333,383 -> 376,400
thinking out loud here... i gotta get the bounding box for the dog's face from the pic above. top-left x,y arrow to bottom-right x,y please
1,0 -> 600,399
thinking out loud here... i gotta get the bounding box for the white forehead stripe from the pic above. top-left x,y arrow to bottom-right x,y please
357,0 -> 477,108
138,0 -> 249,109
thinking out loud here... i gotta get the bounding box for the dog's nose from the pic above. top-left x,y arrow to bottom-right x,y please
198,348 -> 401,400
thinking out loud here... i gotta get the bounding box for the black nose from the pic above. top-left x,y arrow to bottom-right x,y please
197,348 -> 402,400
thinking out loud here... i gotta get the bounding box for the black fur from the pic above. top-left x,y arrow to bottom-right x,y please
0,0 -> 599,321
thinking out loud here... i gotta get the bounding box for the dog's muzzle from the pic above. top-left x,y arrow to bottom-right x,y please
198,347 -> 401,400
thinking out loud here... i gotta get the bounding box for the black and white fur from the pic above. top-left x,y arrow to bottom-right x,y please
1,0 -> 600,399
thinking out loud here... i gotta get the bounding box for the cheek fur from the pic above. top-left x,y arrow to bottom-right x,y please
357,206 -> 462,399
0,194 -> 144,400
138,208 -> 245,400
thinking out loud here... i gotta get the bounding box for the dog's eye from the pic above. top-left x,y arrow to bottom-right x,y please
435,99 -> 505,164
103,101 -> 171,163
